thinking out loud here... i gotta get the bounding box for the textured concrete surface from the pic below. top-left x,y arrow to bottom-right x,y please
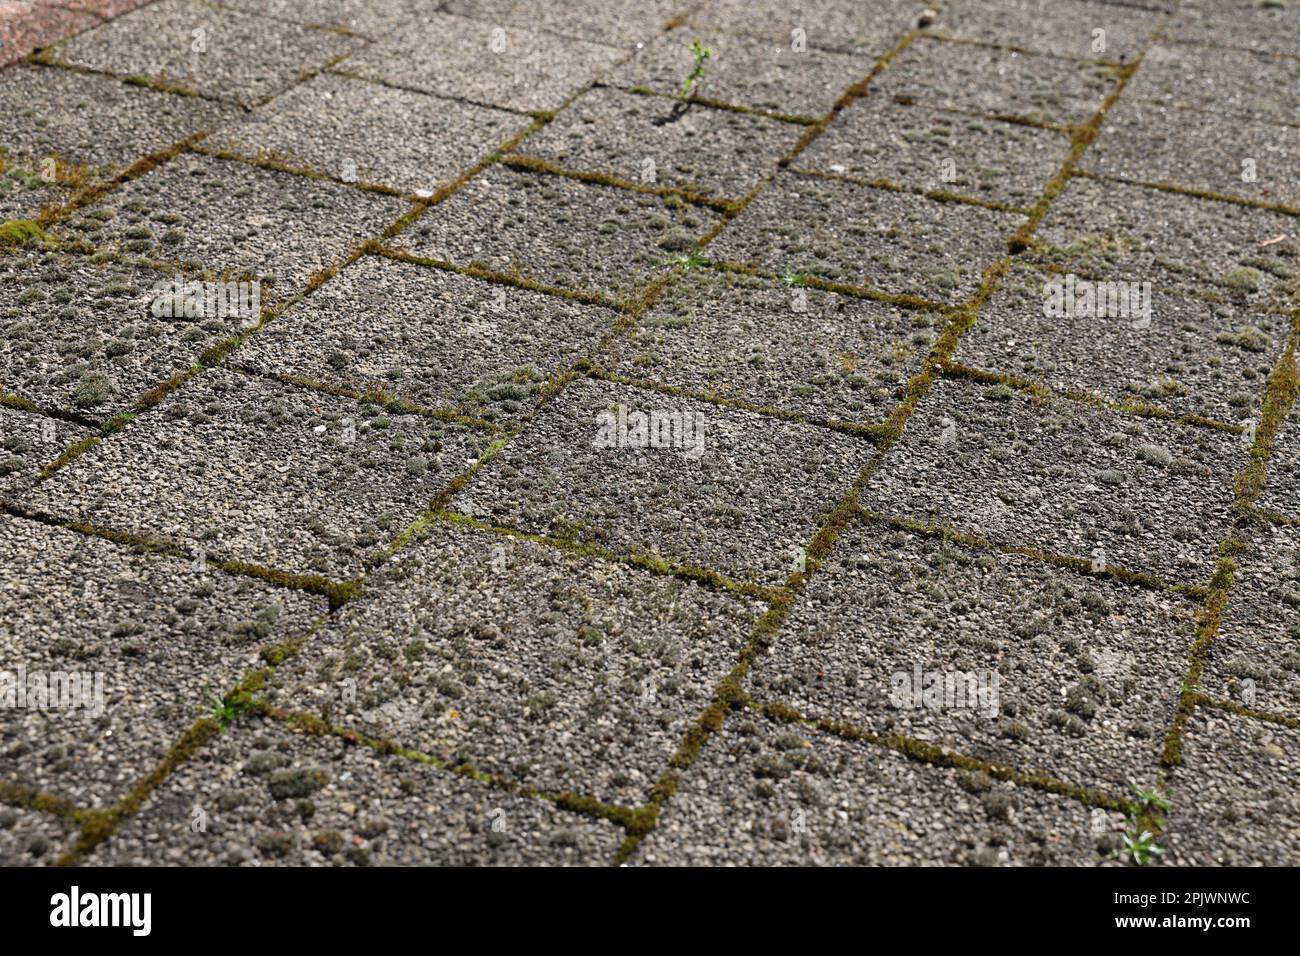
2,0 -> 1298,868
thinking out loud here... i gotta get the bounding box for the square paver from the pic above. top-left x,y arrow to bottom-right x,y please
0,406 -> 93,497
605,267 -> 944,424
205,73 -> 529,196
956,263 -> 1290,425
1163,709 -> 1300,865
688,0 -> 922,54
1126,41 -> 1300,127
1260,402 -> 1300,522
513,86 -> 800,201
0,248 -> 255,419
930,0 -> 1159,62
50,0 -> 363,105
233,255 -> 620,425
55,152 -> 407,298
266,520 -> 762,807
1165,0 -> 1300,59
1084,99 -> 1300,210
390,164 -> 723,305
24,368 -> 489,578
0,805 -> 78,867
0,158 -> 69,221
0,64 -> 234,174
864,376 -> 1242,581
0,513 -> 326,810
91,717 -> 623,865
635,713 -> 1124,865
452,376 -> 875,586
607,25 -> 870,120
875,37 -> 1120,126
1202,522 -> 1300,720
337,11 -> 627,114
750,519 -> 1195,793
710,170 -> 1022,304
446,0 -> 685,48
1034,175 -> 1300,309
795,94 -> 1072,209
213,0 -> 430,38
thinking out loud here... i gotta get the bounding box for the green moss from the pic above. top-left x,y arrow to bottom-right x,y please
0,219 -> 56,248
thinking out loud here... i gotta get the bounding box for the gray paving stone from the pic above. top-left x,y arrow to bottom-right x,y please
514,86 -> 801,201
56,152 -> 408,299
0,805 -> 77,867
91,717 -> 623,865
1166,0 -> 1300,61
234,255 -> 619,425
710,171 -> 1022,304
1084,99 -> 1300,209
876,37 -> 1120,126
51,0 -> 363,106
634,713 -> 1124,865
863,376 -> 1242,581
688,0 -> 922,54
0,64 -> 234,173
605,267 -> 943,424
0,513 -> 326,810
1201,522 -> 1300,720
750,520 -> 1194,793
267,520 -> 762,807
955,263 -> 1290,425
930,0 -> 1159,62
1034,175 -> 1300,310
1260,402 -> 1300,522
391,164 -> 722,305
0,158 -> 69,222
25,368 -> 488,578
0,406 -> 93,497
1126,41 -> 1300,128
338,11 -> 627,114
213,0 -> 431,38
206,72 -> 529,196
1163,709 -> 1300,865
0,248 -> 253,419
446,0 -> 686,48
795,94 -> 1072,209
607,25 -> 869,119
452,376 -> 875,586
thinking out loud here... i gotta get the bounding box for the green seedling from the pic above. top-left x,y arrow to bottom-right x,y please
680,40 -> 713,99
1117,830 -> 1163,865
663,250 -> 708,271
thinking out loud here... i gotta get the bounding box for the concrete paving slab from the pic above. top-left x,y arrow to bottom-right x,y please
711,170 -> 1022,303
50,0 -> 363,105
0,248 -> 253,418
452,376 -> 875,586
338,11 -> 627,114
930,0 -> 1159,62
233,254 -> 620,425
863,376 -> 1242,582
56,152 -> 408,298
607,25 -> 870,119
795,93 -> 1072,209
1163,709 -> 1300,865
205,72 -> 530,196
749,519 -> 1195,792
634,712 -> 1124,865
606,267 -> 942,424
0,405 -> 93,497
24,367 -> 488,578
391,163 -> 722,305
1165,0 -> 1300,61
92,717 -> 624,865
514,85 -> 801,201
266,520 -> 763,807
1084,99 -> 1300,209
0,804 -> 77,866
876,36 -> 1120,126
955,263 -> 1290,425
688,0 -> 923,55
445,0 -> 686,49
1127,40 -> 1300,128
